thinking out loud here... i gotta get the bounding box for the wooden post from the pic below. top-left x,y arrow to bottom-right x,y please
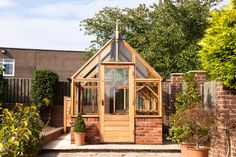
99,64 -> 105,142
129,65 -> 135,142
158,81 -> 162,117
92,82 -> 95,113
115,20 -> 119,62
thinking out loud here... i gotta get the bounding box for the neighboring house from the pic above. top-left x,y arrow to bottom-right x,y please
0,47 -> 87,81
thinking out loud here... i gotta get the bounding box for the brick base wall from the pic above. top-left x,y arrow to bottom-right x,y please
135,117 -> 163,144
71,116 -> 100,144
70,116 -> 163,144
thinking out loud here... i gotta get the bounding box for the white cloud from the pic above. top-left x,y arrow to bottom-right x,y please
0,16 -> 95,50
0,0 -> 157,50
0,0 -> 14,8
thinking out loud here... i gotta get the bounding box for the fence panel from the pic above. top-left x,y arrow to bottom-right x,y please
4,78 -> 70,105
4,78 -> 31,104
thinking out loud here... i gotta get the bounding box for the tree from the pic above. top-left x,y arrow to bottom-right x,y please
199,0 -> 236,89
81,0 -> 220,78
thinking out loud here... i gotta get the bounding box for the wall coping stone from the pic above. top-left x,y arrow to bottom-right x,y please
187,70 -> 207,73
170,73 -> 183,76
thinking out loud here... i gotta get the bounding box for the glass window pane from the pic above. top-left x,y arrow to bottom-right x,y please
136,82 -> 158,115
4,63 -> 13,75
115,89 -> 124,111
118,42 -> 132,62
105,67 -> 129,114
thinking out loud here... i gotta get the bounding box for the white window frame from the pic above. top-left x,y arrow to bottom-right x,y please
0,58 -> 15,76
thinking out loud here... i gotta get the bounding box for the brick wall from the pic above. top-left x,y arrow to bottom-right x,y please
70,116 -> 100,144
135,117 -> 163,144
209,82 -> 236,157
0,47 -> 87,81
163,71 -> 207,121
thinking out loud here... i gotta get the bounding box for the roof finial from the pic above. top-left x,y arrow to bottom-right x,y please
115,19 -> 119,40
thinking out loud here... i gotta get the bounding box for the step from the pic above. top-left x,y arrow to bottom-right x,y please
40,134 -> 181,156
39,152 -> 181,157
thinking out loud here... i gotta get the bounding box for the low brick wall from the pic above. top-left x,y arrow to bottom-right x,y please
42,127 -> 63,145
209,82 -> 236,157
135,116 -> 163,144
71,116 -> 100,144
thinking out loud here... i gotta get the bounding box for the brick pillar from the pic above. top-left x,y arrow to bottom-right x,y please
170,73 -> 184,112
187,70 -> 207,93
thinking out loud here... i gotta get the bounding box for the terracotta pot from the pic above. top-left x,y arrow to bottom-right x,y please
74,132 -> 85,146
186,147 -> 209,157
180,143 -> 189,157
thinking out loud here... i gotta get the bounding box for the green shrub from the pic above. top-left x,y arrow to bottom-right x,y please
31,70 -> 59,110
20,109 -> 44,155
73,113 -> 86,133
199,5 -> 236,89
0,104 -> 43,156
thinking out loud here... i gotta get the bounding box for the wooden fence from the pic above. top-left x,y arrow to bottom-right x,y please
3,78 -> 70,105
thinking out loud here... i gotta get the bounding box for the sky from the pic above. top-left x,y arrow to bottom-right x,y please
0,0 -> 230,51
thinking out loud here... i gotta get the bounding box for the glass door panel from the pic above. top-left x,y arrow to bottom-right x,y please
104,67 -> 129,114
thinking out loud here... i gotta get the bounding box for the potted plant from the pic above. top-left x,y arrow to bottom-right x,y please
168,73 -> 215,157
173,106 -> 215,157
73,113 -> 86,146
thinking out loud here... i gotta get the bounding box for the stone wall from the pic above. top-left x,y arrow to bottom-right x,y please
135,117 -> 163,144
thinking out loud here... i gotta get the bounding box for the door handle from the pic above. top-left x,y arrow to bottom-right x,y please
102,100 -> 104,106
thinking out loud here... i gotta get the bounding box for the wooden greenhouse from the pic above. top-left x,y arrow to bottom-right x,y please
65,31 -> 163,144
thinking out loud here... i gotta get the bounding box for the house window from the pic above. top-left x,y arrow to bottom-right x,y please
0,58 -> 15,76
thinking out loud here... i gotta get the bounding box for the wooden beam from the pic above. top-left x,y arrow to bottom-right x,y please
80,88 -> 83,113
99,64 -> 105,142
135,78 -> 161,82
136,85 -> 145,91
158,81 -> 163,117
75,82 -> 78,114
129,65 -> 135,142
101,62 -> 135,65
146,85 -> 159,99
74,78 -> 99,82
92,82 -> 95,113
71,80 -> 74,115
81,86 -> 98,89
124,89 -> 126,110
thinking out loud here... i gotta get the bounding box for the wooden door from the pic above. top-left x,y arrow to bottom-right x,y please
99,65 -> 134,142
